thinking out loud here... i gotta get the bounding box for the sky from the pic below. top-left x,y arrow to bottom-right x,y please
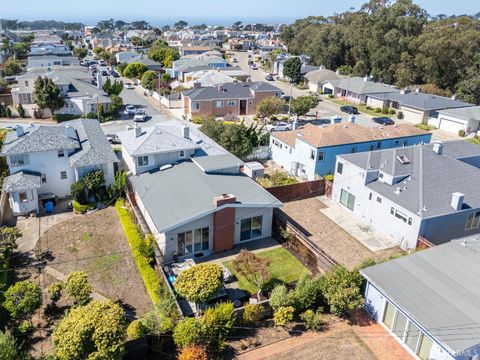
1,0 -> 478,25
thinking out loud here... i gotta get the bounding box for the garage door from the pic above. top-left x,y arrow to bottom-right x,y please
438,116 -> 465,134
401,108 -> 424,124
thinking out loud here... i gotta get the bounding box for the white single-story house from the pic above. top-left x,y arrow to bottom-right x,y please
430,106 -> 480,135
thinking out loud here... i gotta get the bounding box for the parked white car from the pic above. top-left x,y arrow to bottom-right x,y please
266,122 -> 292,132
124,105 -> 136,115
134,109 -> 147,122
124,83 -> 135,89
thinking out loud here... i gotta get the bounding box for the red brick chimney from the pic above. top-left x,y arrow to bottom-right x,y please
212,194 -> 236,253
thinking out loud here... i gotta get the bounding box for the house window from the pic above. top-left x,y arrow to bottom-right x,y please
276,92 -> 282,98
369,193 -> 372,201
351,147 -> 356,153
60,171 -> 67,179
383,301 -> 395,329
179,150 -> 185,158
403,141 -> 408,146
377,142 -> 382,149
310,150 -> 316,161
10,155 -> 29,167
177,227 -> 209,256
417,334 -> 433,360
370,144 -> 375,151
214,100 -> 224,108
137,156 -> 149,167
191,102 -> 200,111
58,150 -> 65,158
340,189 -> 356,211
19,192 -> 28,203
318,151 -> 324,161
337,162 -> 343,174
376,196 -> 382,203
24,81 -> 29,87
226,100 -> 236,106
390,207 -> 412,225
465,211 -> 480,230
240,216 -> 263,241
41,174 -> 47,183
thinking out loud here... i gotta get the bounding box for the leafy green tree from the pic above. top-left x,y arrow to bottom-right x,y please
174,20 -> 188,30
199,118 -> 225,141
64,271 -> 92,306
103,78 -> 124,96
0,226 -> 21,255
292,273 -> 324,311
0,330 -> 28,360
456,77 -> 480,105
219,124 -> 253,158
11,42 -> 30,59
232,250 -> 270,300
141,70 -> 158,91
174,263 -> 223,313
127,320 -> 147,340
290,96 -> 319,119
74,47 -> 88,59
52,299 -> 127,360
256,96 -> 284,121
320,265 -> 364,317
116,62 -> 128,76
2,59 -> 22,77
108,94 -> 123,115
282,57 -> 302,83
110,171 -> 126,197
33,76 -> 64,117
16,104 -> 25,118
148,47 -> 179,68
3,281 -> 42,320
123,62 -> 148,79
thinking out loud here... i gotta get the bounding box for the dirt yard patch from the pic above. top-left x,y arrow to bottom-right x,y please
35,206 -> 152,315
280,198 -> 402,269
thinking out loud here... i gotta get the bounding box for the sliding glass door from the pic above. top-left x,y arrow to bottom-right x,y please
340,189 -> 356,211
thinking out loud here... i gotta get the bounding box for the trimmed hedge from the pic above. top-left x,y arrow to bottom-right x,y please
115,199 -> 162,304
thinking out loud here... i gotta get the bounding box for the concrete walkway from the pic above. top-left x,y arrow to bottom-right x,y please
319,196 -> 397,251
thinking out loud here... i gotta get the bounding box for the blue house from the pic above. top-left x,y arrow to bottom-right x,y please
270,122 -> 431,180
361,239 -> 480,360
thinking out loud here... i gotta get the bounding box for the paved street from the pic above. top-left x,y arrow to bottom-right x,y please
230,51 -> 377,128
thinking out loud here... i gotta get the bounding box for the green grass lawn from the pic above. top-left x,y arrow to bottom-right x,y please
223,247 -> 310,294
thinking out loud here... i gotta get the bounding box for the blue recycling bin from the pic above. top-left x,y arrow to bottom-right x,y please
44,201 -> 54,214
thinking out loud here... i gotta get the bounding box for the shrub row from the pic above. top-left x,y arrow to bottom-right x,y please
115,199 -> 162,304
72,200 -> 96,214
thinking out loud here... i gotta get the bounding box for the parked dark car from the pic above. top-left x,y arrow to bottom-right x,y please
110,70 -> 119,78
265,74 -> 274,81
372,117 -> 395,125
101,70 -> 108,76
340,105 -> 359,114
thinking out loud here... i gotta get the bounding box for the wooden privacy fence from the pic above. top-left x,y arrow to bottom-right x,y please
273,208 -> 337,274
266,179 -> 325,203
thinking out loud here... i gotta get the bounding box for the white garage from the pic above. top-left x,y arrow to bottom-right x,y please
436,106 -> 480,135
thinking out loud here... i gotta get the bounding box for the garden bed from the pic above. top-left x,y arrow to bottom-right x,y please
223,247 -> 310,294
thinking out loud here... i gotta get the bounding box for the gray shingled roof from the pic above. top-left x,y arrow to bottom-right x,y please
1,120 -> 118,168
368,91 -> 472,111
439,106 -> 480,120
3,171 -> 42,192
329,77 -> 398,95
129,161 -> 282,232
339,141 -> 480,218
118,121 -> 228,157
192,153 -> 243,173
1,125 -> 79,155
65,119 -> 119,167
184,81 -> 280,101
361,240 -> 480,354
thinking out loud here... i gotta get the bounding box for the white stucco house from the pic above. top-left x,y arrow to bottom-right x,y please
331,140 -> 480,250
118,121 -> 282,263
270,122 -> 431,180
361,239 -> 480,360
1,119 -> 118,215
